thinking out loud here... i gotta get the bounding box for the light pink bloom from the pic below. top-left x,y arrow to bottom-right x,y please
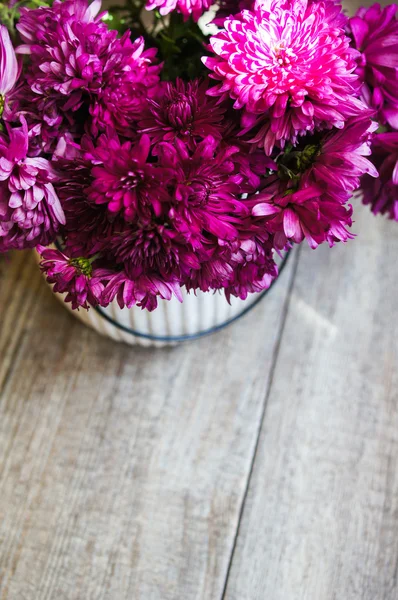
0,117 -> 65,251
0,25 -> 19,117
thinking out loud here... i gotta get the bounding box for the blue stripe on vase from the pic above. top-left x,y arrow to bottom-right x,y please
93,249 -> 292,343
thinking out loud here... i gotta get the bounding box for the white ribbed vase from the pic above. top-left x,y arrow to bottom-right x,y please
41,251 -> 289,347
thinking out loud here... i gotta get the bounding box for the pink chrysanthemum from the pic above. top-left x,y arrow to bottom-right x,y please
37,245 -> 109,310
138,79 -> 227,151
348,4 -> 398,129
17,0 -> 161,144
251,117 -> 378,248
0,118 -> 65,251
362,132 -> 398,220
204,0 -> 363,154
145,0 -> 212,22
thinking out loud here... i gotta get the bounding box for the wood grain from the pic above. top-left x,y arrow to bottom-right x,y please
223,205 -> 398,600
0,248 -> 296,600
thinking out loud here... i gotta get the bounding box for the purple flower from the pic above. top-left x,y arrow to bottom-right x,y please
252,117 -> 378,248
89,35 -> 162,136
85,133 -> 174,223
108,225 -> 200,281
348,4 -> 398,129
17,0 -> 161,145
0,118 -> 65,251
0,25 -> 19,119
53,155 -> 118,257
51,127 -> 280,308
138,79 -> 227,151
145,0 -> 212,22
157,136 -> 251,246
37,245 -> 109,310
203,0 -> 364,154
362,132 -> 398,220
301,117 -> 379,201
102,269 -> 184,311
17,0 -> 105,44
223,234 -> 278,301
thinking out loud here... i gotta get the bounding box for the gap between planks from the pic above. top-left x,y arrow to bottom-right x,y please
220,245 -> 302,600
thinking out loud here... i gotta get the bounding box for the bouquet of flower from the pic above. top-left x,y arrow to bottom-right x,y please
0,0 -> 396,312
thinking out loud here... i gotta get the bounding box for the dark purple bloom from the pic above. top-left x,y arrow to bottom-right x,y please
362,132 -> 398,220
50,127 -> 280,308
108,225 -> 200,281
138,79 -> 227,151
0,118 -> 65,251
348,4 -> 398,129
53,155 -> 118,257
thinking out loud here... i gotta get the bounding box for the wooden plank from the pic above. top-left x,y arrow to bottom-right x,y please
0,248 -> 297,600
223,205 -> 398,600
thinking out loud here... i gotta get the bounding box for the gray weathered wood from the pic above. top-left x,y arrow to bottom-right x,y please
0,248 -> 296,600
223,205 -> 398,600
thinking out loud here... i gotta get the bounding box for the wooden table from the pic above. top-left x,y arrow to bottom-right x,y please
1,201 -> 397,600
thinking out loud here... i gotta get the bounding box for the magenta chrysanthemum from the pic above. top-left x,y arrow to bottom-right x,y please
223,234 -> 278,301
85,133 -> 173,223
362,132 -> 398,220
89,35 -> 161,136
16,0 -> 106,43
51,128 -> 279,309
37,245 -> 109,310
102,269 -> 184,311
157,136 -> 251,245
16,0 -> 161,144
0,118 -> 65,251
348,4 -> 398,129
204,0 -> 363,154
53,156 -> 118,257
145,0 -> 212,22
251,117 -> 378,248
138,79 -> 227,151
